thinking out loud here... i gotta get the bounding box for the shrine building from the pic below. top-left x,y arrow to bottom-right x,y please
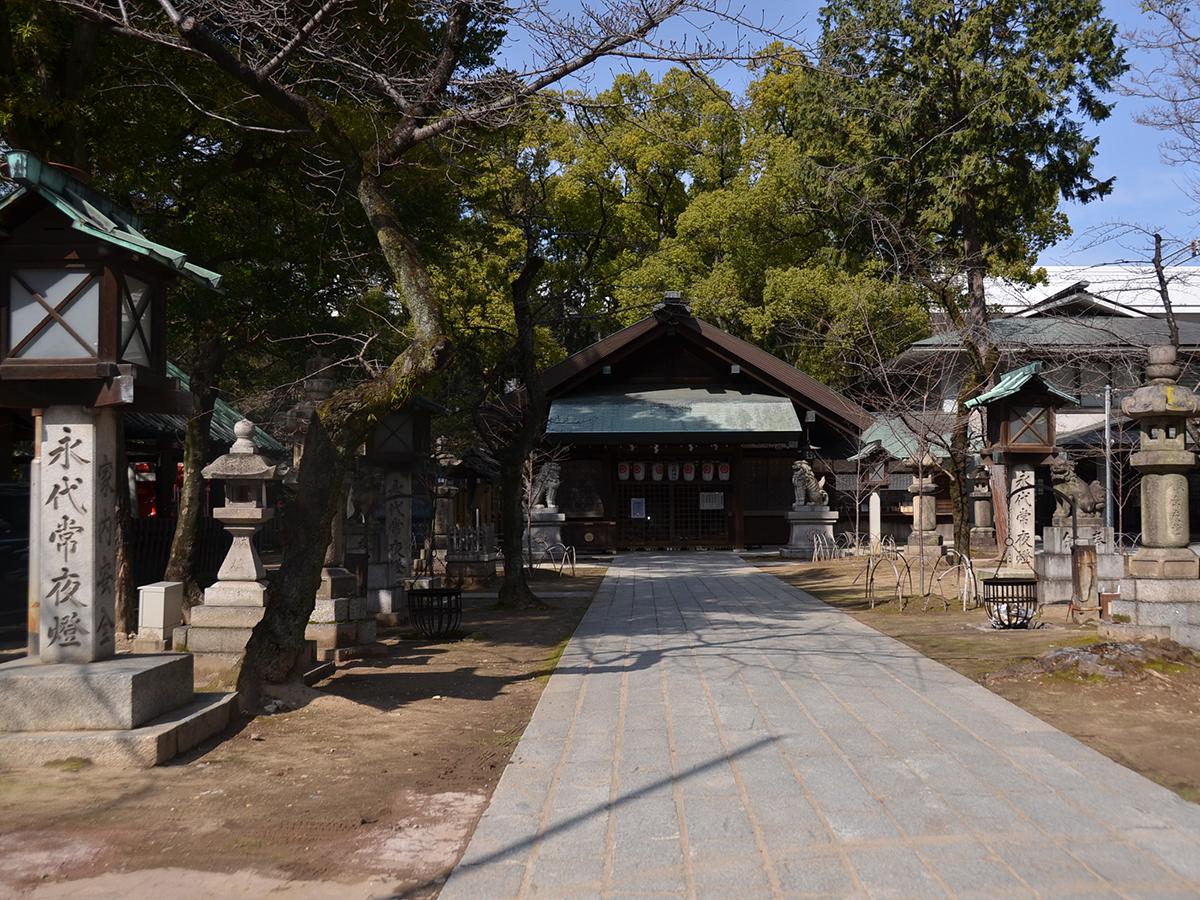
541,294 -> 871,551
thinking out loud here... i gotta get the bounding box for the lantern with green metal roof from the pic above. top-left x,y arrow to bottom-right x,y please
0,151 -> 220,411
966,361 -> 1077,465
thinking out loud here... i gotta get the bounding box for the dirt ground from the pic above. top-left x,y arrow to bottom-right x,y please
0,566 -> 605,899
755,556 -> 1200,805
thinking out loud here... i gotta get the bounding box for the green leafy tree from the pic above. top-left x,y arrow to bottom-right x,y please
785,0 -> 1125,550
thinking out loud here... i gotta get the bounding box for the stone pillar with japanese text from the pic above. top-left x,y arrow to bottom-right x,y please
1003,463 -> 1037,573
38,405 -> 119,664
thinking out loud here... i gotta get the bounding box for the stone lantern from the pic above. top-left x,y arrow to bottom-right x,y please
1122,345 -> 1200,579
187,420 -> 280,675
905,453 -> 943,557
361,404 -> 434,624
969,463 -> 996,551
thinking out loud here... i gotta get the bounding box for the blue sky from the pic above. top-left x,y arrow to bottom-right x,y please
506,0 -> 1195,267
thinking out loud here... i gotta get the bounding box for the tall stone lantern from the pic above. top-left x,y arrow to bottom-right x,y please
201,421 -> 280,604
905,453 -> 943,557
187,421 -> 281,677
1122,345 -> 1200,579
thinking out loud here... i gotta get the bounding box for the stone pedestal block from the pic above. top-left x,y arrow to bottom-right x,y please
0,654 -> 193,731
1034,548 -> 1123,606
1113,576 -> 1200,651
528,508 -> 566,552
970,528 -> 996,553
780,505 -> 838,559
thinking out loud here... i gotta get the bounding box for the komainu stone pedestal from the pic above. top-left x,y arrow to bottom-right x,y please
780,505 -> 838,559
528,507 -> 566,553
1035,523 -> 1120,606
0,654 -> 235,768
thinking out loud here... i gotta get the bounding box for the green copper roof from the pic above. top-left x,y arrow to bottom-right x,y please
964,361 -> 1077,409
0,152 -> 221,290
547,387 -> 802,437
849,416 -> 949,461
123,361 -> 284,453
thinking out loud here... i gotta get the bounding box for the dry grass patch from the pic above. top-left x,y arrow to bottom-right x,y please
754,555 -> 1200,804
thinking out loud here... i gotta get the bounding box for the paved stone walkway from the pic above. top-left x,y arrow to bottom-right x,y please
442,553 -> 1200,898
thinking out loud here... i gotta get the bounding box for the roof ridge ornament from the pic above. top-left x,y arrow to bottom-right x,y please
653,290 -> 692,323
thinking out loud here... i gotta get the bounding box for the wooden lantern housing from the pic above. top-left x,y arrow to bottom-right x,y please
966,361 -> 1077,464
0,152 -> 220,411
364,399 -> 439,466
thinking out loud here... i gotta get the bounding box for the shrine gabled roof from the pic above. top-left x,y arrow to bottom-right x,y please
541,305 -> 872,434
0,151 -> 221,290
964,361 -> 1078,409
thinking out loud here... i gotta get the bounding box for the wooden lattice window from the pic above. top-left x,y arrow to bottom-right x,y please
1008,403 -> 1052,446
8,269 -> 100,359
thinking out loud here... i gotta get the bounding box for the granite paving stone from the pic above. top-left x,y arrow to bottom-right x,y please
440,552 -> 1200,898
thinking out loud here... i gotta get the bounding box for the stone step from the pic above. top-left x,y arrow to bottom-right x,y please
186,626 -> 255,654
190,605 -> 266,629
192,651 -> 247,686
0,653 -> 194,732
0,691 -> 237,768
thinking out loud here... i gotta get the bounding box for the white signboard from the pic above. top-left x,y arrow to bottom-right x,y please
699,491 -> 724,510
630,497 -> 647,519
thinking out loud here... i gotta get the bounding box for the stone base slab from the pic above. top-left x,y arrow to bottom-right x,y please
1098,621 -> 1172,642
1035,550 -> 1123,605
131,634 -> 170,654
0,691 -> 236,768
1112,580 -> 1200,651
317,567 -> 358,601
0,654 -> 194,732
190,605 -> 266,629
203,580 -> 268,607
1128,547 -> 1200,579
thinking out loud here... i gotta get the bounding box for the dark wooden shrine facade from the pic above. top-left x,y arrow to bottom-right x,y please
541,299 -> 871,551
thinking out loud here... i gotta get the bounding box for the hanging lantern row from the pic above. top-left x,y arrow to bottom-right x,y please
617,461 -> 731,482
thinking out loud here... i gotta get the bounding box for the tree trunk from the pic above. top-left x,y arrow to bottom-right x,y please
493,255 -> 547,610
954,193 -> 997,556
236,410 -> 343,710
496,450 -> 540,608
165,337 -> 226,615
235,172 -> 450,707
